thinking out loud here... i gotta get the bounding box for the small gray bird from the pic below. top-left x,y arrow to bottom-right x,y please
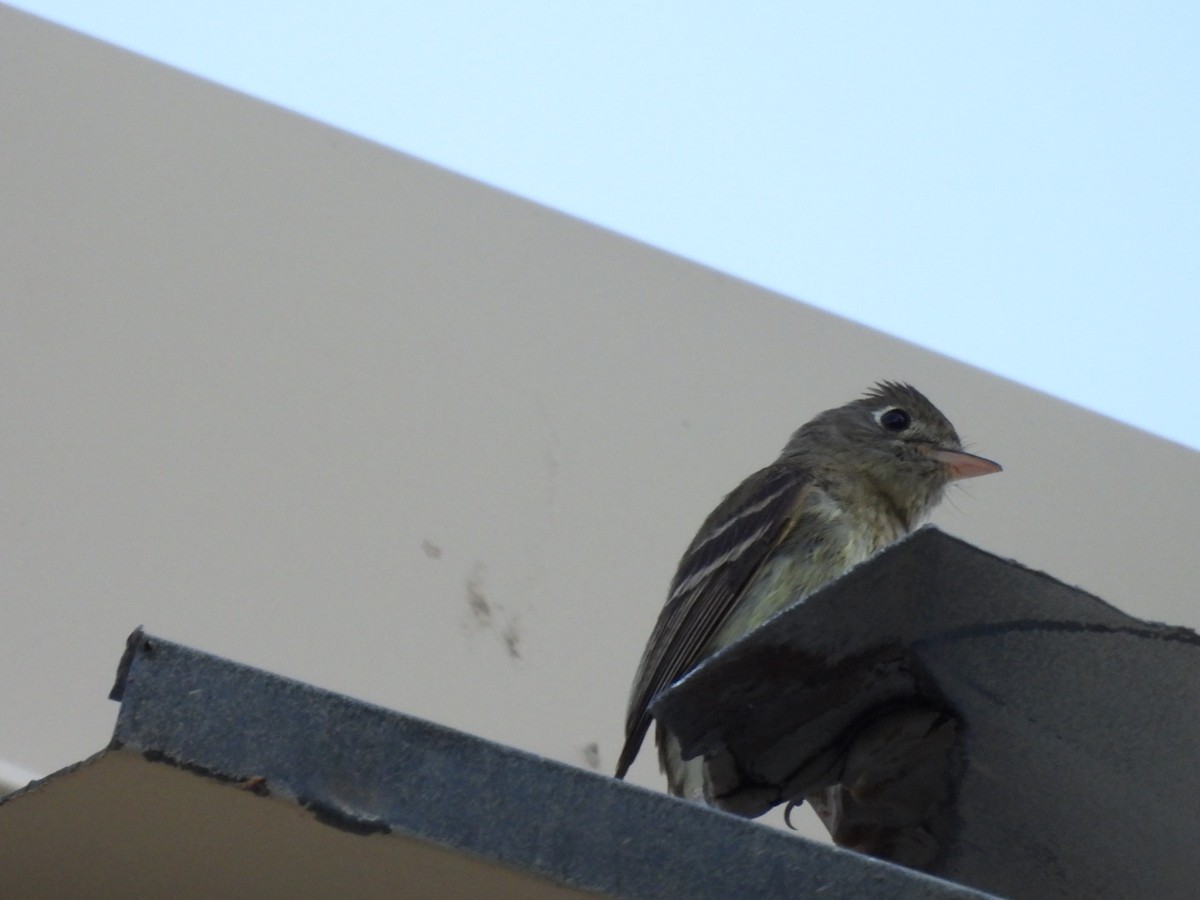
614,382 -> 1000,799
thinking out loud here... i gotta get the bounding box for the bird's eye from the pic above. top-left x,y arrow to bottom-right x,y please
879,408 -> 911,432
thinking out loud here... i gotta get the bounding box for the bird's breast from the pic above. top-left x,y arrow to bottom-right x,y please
711,488 -> 905,649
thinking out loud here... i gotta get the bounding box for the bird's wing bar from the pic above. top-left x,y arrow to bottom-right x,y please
615,464 -> 811,778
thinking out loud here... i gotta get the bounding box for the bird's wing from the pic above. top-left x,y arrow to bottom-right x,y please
615,462 -> 813,778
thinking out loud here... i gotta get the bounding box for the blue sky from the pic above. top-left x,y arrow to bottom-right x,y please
13,2 -> 1200,449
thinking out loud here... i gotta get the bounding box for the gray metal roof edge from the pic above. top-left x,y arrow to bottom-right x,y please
0,747 -> 111,808
101,628 -> 996,900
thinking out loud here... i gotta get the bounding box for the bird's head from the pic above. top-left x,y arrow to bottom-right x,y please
783,381 -> 1001,525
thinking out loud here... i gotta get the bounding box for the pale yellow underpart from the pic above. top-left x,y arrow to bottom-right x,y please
711,486 -> 906,649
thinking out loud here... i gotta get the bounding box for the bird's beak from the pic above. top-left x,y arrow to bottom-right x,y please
925,446 -> 1003,481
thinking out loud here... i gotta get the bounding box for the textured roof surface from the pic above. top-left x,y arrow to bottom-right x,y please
654,527 -> 1200,900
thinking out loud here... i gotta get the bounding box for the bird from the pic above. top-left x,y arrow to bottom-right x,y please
614,381 -> 1001,802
